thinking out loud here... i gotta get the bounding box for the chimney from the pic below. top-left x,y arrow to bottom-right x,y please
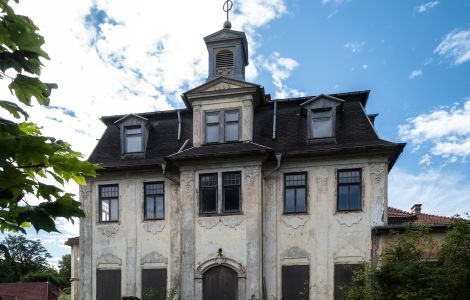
411,203 -> 422,214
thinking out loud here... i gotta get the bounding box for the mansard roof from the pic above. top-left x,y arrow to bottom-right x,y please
89,90 -> 405,171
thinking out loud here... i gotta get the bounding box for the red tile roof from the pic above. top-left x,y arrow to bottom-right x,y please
387,207 -> 452,225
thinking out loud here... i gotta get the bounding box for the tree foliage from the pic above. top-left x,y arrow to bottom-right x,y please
0,0 -> 99,233
58,254 -> 71,282
0,234 -> 51,282
346,218 -> 470,300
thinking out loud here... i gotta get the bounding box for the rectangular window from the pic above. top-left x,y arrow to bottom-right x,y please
224,110 -> 239,142
199,173 -> 218,214
222,172 -> 241,213
125,126 -> 143,153
282,265 -> 310,300
284,173 -> 307,213
337,169 -> 362,211
311,108 -> 332,138
334,264 -> 362,300
142,269 -> 167,300
96,269 -> 121,300
205,112 -> 220,143
99,185 -> 119,222
144,182 -> 164,220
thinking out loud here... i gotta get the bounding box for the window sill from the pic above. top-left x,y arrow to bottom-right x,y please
307,137 -> 336,145
143,219 -> 165,222
121,152 -> 145,159
97,220 -> 120,224
202,140 -> 242,146
282,211 -> 309,216
199,212 -> 243,217
335,209 -> 363,214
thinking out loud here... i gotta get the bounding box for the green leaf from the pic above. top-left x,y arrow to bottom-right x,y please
0,50 -> 42,75
8,74 -> 56,105
0,100 -> 29,119
1,14 -> 49,58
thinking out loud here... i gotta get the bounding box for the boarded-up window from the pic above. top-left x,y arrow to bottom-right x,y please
334,264 -> 362,300
282,265 -> 309,300
142,269 -> 167,300
96,269 -> 121,300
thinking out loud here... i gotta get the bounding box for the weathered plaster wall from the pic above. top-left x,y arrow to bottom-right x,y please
373,231 -> 447,263
192,94 -> 254,146
180,161 -> 263,300
70,243 -> 80,300
80,170 -> 179,300
262,157 -> 388,299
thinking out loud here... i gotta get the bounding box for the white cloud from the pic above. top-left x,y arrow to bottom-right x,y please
362,64 -> 368,69
389,168 -> 470,217
259,52 -> 304,99
0,0 -> 288,261
409,68 -> 423,79
435,29 -> 470,65
418,153 -> 432,166
398,100 -> 470,160
344,41 -> 364,53
416,1 -> 439,13
322,0 -> 350,5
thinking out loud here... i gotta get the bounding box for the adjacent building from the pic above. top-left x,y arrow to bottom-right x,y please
78,20 -> 407,300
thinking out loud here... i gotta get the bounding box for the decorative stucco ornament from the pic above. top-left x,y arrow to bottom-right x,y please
140,251 -> 168,265
282,215 -> 308,229
245,166 -> 258,184
97,252 -> 122,266
143,222 -> 165,234
281,246 -> 310,260
336,214 -> 363,227
97,224 -> 119,237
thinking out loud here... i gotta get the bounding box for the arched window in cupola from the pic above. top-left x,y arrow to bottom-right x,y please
215,49 -> 234,76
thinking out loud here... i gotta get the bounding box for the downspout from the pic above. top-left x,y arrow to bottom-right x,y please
264,153 -> 282,178
272,99 -> 277,140
178,139 -> 189,153
161,161 -> 180,185
177,110 -> 182,140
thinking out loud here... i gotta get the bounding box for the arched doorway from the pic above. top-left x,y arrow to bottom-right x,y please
203,266 -> 238,300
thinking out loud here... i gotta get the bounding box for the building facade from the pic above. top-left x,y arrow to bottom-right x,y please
78,21 -> 405,300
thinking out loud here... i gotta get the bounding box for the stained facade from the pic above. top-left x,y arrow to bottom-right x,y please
78,21 -> 406,300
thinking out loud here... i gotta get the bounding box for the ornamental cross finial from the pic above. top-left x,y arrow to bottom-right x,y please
223,0 -> 233,22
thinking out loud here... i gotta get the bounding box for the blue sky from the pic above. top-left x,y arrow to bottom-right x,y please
1,0 -> 469,267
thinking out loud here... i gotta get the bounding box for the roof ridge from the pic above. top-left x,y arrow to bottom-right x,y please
418,212 -> 453,220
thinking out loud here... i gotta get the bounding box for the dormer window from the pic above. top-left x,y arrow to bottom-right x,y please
224,110 -> 239,141
301,95 -> 344,143
125,126 -> 143,153
204,109 -> 240,144
311,108 -> 333,138
215,49 -> 234,76
205,112 -> 220,143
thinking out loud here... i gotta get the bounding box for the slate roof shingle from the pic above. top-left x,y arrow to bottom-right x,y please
88,91 -> 405,170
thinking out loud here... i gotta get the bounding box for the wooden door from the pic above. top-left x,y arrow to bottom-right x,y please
203,266 -> 238,300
